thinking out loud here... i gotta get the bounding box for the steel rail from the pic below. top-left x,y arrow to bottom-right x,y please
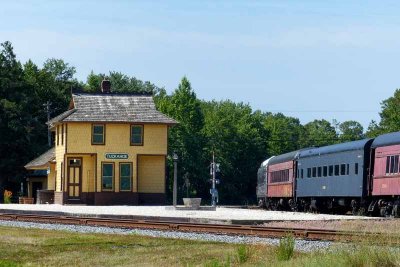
0,213 -> 397,244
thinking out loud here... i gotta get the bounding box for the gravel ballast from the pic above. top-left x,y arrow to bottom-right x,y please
0,220 -> 332,252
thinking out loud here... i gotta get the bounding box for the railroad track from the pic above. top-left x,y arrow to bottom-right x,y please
0,212 -> 397,244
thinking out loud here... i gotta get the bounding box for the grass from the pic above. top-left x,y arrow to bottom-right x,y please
0,225 -> 399,266
276,234 -> 295,261
236,244 -> 253,264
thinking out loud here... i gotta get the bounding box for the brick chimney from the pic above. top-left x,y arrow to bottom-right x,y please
101,78 -> 111,93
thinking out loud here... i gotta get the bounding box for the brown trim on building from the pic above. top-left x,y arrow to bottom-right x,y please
65,153 -> 98,155
119,162 -> 133,192
62,121 -> 177,126
56,184 -> 165,206
57,125 -> 60,146
94,154 -> 97,193
166,126 -> 170,195
61,124 -> 64,146
93,192 -> 139,205
58,162 -> 62,191
91,123 -> 106,145
63,154 -> 67,191
136,156 -> 138,193
65,123 -> 68,154
139,193 -> 166,205
101,161 -> 115,192
164,155 -> 167,196
66,157 -> 83,200
130,124 -> 144,146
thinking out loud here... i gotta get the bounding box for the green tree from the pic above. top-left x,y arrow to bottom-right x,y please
157,77 -> 207,201
202,101 -> 268,204
0,41 -> 36,195
263,113 -> 303,155
376,89 -> 400,133
0,42 -> 80,199
24,58 -> 78,124
338,120 -> 364,142
300,119 -> 337,147
366,120 -> 383,138
85,71 -> 161,94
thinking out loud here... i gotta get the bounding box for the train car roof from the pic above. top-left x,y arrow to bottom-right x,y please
299,138 -> 373,158
371,131 -> 400,148
268,150 -> 300,165
260,156 -> 275,167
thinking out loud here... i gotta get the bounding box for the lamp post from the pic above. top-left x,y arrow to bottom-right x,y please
173,152 -> 178,207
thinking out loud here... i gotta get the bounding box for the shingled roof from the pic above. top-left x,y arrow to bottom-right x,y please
48,92 -> 177,127
25,148 -> 55,170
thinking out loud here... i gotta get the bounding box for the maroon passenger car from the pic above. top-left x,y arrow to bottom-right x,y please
369,132 -> 400,216
265,150 -> 299,210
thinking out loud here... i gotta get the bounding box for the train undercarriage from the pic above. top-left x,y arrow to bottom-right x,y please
258,196 -> 400,218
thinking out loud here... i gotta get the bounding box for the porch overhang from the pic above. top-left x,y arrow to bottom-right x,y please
25,148 -> 56,170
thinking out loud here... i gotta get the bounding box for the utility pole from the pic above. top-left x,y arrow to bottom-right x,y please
43,101 -> 52,147
173,152 -> 178,207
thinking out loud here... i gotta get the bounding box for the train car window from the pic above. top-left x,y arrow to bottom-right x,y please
307,168 -> 311,178
355,163 -> 359,175
270,169 -> 290,183
340,164 -> 346,175
323,166 -> 327,177
386,155 -> 400,175
334,165 -> 339,176
346,164 -> 349,175
386,156 -> 390,174
312,167 -> 317,177
301,169 -> 304,178
317,167 -> 322,177
390,156 -> 396,174
329,165 -> 333,176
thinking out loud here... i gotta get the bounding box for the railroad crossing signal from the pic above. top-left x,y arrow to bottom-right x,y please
210,153 -> 220,207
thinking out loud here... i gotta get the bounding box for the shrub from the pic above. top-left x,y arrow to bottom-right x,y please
276,234 -> 295,261
205,256 -> 231,267
236,244 -> 252,264
3,190 -> 12,204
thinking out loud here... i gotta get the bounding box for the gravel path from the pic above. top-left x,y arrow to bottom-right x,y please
0,220 -> 332,252
0,204 -> 372,221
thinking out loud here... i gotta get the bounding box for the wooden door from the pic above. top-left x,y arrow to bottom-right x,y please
67,159 -> 81,200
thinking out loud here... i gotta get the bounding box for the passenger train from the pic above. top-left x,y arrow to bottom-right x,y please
256,131 -> 400,217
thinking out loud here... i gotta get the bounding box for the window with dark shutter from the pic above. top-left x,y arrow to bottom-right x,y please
102,163 -> 114,190
92,124 -> 105,145
130,125 -> 143,146
120,163 -> 132,191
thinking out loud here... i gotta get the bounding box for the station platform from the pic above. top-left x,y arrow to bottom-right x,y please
0,204 -> 372,225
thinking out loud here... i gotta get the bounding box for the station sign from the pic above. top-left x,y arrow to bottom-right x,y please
105,153 -> 129,160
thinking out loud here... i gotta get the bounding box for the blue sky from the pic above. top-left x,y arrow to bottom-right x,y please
1,1 -> 400,129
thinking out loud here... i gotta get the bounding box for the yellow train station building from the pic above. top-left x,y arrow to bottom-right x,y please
25,81 -> 176,205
